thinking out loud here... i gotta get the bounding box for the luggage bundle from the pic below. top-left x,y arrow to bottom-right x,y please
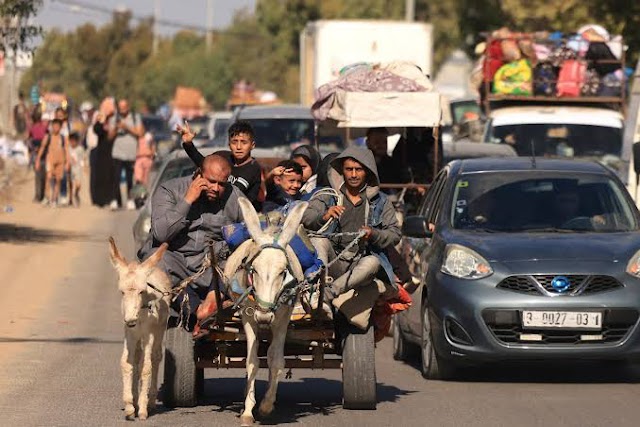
477,25 -> 626,99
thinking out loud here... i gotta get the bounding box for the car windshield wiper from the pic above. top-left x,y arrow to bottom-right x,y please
519,227 -> 579,233
465,227 -> 499,233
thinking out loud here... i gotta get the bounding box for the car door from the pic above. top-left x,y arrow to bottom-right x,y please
403,169 -> 450,338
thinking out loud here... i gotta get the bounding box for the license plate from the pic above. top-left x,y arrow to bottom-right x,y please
522,311 -> 602,330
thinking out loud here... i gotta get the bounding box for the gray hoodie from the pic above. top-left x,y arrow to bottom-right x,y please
303,146 -> 400,251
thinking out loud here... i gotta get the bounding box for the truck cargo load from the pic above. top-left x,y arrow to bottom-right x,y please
300,20 -> 433,106
474,27 -> 632,182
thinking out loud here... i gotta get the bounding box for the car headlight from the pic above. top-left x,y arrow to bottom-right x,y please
441,244 -> 493,280
626,250 -> 640,277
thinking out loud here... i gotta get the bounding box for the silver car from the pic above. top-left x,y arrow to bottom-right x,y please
394,158 -> 640,379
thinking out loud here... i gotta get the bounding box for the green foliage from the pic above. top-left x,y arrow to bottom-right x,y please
18,0 -> 640,110
0,0 -> 43,54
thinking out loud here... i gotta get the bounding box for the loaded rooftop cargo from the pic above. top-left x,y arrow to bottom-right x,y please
478,29 -> 632,184
481,31 -> 626,116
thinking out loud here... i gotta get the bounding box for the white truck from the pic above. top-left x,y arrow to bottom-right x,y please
299,20 -> 433,106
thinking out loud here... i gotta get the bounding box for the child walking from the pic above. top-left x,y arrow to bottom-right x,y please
36,119 -> 69,207
134,131 -> 155,189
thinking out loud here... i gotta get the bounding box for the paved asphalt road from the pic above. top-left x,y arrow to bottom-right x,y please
2,211 -> 640,426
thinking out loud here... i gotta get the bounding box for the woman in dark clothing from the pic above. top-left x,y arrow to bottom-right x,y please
91,112 -> 116,207
28,108 -> 48,202
290,144 -> 321,195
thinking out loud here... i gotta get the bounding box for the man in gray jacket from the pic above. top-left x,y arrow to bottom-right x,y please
303,147 -> 401,305
138,153 -> 244,332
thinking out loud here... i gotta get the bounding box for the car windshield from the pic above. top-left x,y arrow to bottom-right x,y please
188,117 -> 210,138
213,118 -> 231,138
153,159 -> 197,195
451,172 -> 637,232
486,123 -> 622,164
451,100 -> 481,124
142,116 -> 169,134
243,118 -> 315,148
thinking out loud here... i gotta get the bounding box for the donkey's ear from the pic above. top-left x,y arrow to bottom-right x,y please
239,197 -> 270,245
108,237 -> 127,271
277,202 -> 308,248
141,242 -> 168,273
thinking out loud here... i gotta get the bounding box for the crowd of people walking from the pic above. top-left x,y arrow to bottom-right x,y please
22,95 -> 154,209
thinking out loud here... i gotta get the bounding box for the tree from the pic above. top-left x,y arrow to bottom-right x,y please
105,21 -> 153,100
0,0 -> 43,55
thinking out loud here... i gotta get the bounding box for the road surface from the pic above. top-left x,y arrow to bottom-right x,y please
1,174 -> 640,426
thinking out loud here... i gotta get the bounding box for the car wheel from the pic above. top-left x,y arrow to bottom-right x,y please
421,304 -> 457,380
392,315 -> 414,361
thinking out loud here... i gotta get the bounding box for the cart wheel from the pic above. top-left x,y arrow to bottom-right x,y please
342,323 -> 377,410
163,326 -> 198,408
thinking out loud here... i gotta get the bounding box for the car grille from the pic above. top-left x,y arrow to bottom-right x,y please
483,309 -> 638,345
497,275 -> 623,296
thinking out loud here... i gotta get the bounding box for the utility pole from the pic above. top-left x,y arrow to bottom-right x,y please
405,0 -> 415,22
152,0 -> 160,55
205,0 -> 214,52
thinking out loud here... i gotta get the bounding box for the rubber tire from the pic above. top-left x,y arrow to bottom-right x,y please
392,315 -> 412,361
421,305 -> 457,380
163,326 -> 198,407
342,324 -> 377,410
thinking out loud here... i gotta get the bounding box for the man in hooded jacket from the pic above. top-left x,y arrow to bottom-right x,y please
302,147 -> 400,304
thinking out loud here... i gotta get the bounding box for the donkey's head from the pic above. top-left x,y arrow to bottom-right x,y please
237,198 -> 307,324
108,237 -> 168,328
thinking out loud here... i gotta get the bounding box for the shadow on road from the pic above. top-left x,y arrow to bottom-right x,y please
0,336 -> 121,345
0,223 -> 89,244
159,376 -> 414,424
401,353 -> 640,384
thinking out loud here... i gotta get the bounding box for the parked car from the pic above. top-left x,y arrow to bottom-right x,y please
442,97 -> 483,144
187,115 -> 213,147
142,114 -> 174,159
230,104 -> 344,156
208,111 -> 232,140
132,147 -> 221,251
202,104 -> 345,169
394,157 -> 640,379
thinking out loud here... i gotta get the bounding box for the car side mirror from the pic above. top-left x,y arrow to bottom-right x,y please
633,142 -> 640,178
402,216 -> 433,238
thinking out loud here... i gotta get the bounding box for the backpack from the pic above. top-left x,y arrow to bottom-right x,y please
483,39 -> 504,83
533,63 -> 558,96
557,60 -> 586,97
585,42 -> 619,76
598,71 -> 623,97
581,69 -> 601,96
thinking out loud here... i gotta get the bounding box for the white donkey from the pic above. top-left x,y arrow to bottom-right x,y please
108,237 -> 171,421
224,198 -> 308,426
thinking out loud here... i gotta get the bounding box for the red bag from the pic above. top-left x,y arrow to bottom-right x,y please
556,60 -> 586,97
372,285 -> 413,342
483,40 -> 504,83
